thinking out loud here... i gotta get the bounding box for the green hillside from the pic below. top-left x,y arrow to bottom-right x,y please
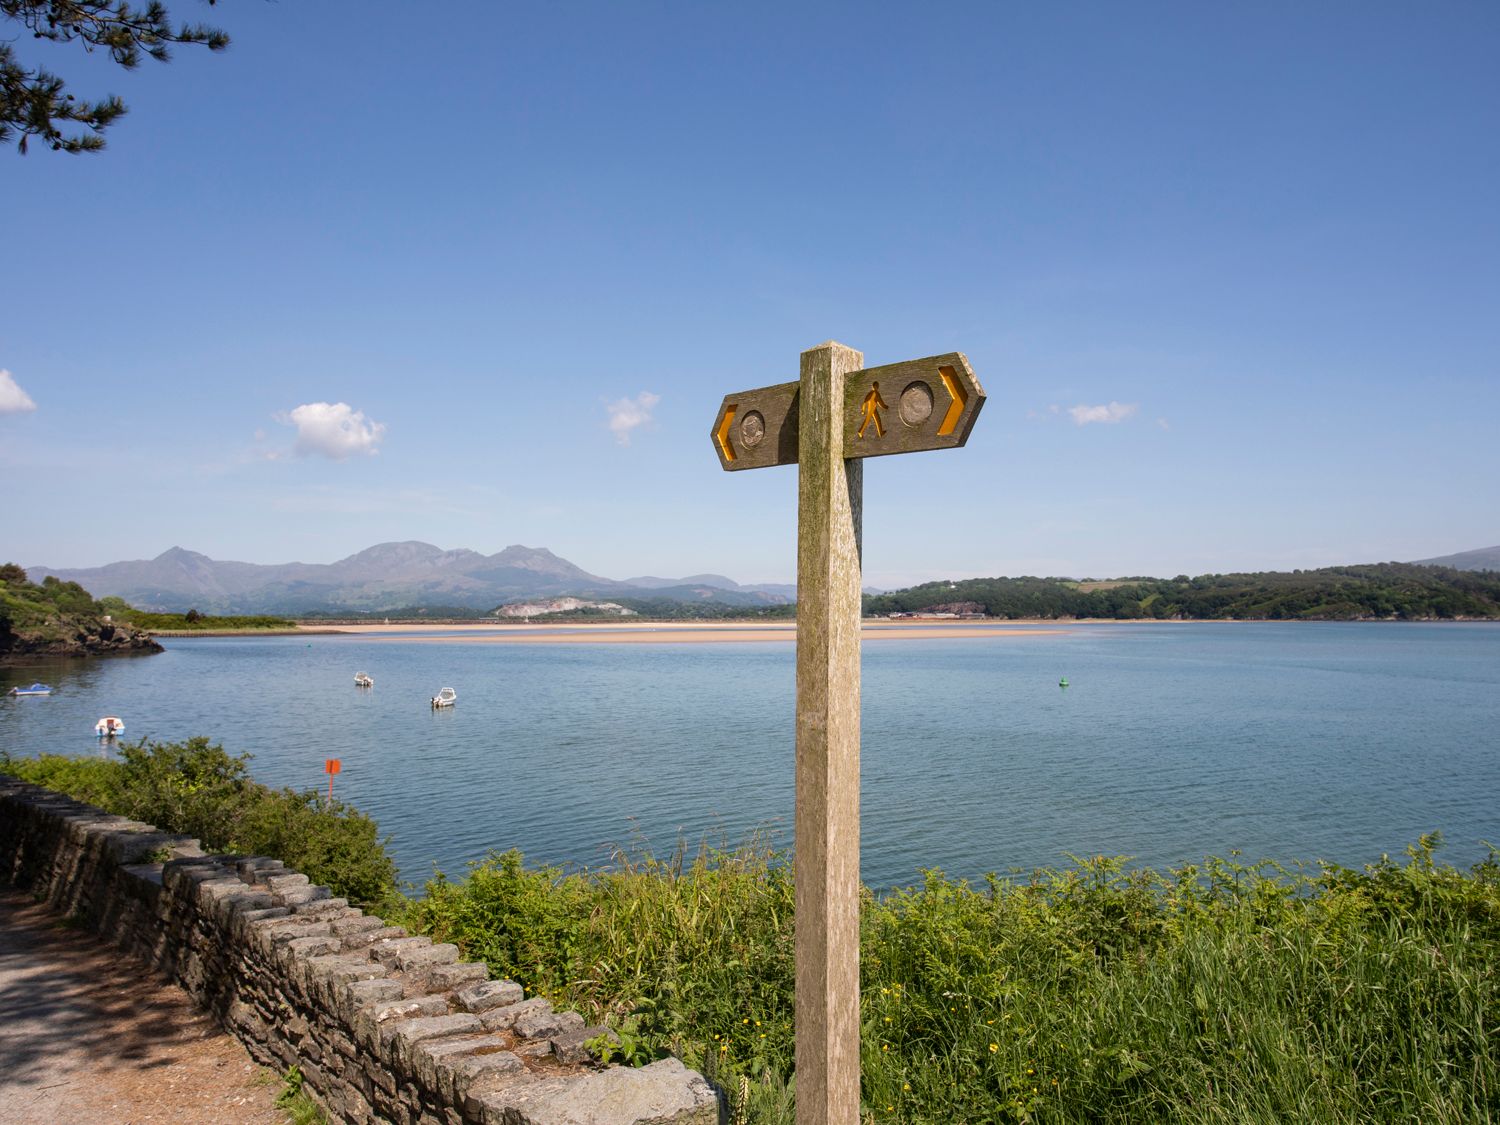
863,563 -> 1500,621
0,563 -> 163,659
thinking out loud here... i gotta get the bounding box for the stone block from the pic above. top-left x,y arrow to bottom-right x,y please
552,1024 -> 617,1065
265,871 -> 311,893
258,917 -> 333,946
343,977 -> 406,1021
456,978 -> 524,1014
291,896 -> 349,917
236,856 -> 286,881
515,1007 -> 583,1042
394,941 -> 460,972
389,1013 -> 484,1070
225,891 -> 277,916
235,905 -> 291,940
308,954 -> 390,989
472,1057 -> 718,1125
277,884 -> 332,907
371,935 -> 432,966
412,1033 -> 507,1100
285,934 -> 342,960
371,995 -> 451,1024
480,996 -> 551,1032
343,925 -> 408,951
428,961 -> 489,992
331,912 -> 385,936
455,1049 -> 527,1103
356,995 -> 451,1051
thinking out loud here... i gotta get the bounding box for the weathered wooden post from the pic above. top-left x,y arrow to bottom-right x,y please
711,342 -> 984,1125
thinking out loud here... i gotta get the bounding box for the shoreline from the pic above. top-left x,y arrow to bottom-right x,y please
306,620 -> 1070,644
140,618 -> 1498,647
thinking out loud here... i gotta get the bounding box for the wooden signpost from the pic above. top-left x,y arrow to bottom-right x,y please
711,342 -> 984,1125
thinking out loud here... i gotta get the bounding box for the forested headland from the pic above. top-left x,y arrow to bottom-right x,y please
0,563 -> 162,660
864,563 -> 1500,621
0,563 -> 296,660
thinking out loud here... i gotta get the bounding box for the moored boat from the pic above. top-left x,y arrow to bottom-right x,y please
354,672 -> 374,687
431,686 -> 457,709
95,716 -> 125,738
7,683 -> 52,696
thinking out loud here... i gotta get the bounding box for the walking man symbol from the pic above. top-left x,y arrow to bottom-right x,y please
858,382 -> 888,439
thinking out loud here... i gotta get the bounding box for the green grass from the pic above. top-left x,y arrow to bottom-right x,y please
389,836 -> 1499,1124
256,1066 -> 327,1125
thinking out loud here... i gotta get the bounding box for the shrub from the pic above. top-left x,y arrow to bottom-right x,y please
1,738 -> 397,907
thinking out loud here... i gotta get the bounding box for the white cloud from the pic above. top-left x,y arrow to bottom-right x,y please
606,391 -> 660,446
1068,401 -> 1138,426
0,370 -> 37,414
278,401 -> 386,459
1157,417 -> 1170,430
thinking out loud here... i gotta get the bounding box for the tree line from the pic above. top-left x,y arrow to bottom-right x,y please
862,563 -> 1500,621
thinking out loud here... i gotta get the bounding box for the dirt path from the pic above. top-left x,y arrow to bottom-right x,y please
0,887 -> 286,1125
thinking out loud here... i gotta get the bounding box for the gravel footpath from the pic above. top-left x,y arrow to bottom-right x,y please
0,887 -> 286,1124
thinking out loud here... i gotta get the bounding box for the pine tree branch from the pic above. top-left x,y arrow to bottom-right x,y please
2,0 -> 227,153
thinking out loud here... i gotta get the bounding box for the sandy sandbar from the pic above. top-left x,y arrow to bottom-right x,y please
310,621 -> 1067,645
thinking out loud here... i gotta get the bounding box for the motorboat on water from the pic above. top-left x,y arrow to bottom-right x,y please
431,686 -> 457,709
354,672 -> 374,687
95,716 -> 125,738
7,683 -> 52,696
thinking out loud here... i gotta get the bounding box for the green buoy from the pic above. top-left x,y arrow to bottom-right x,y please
1059,677 -> 1069,688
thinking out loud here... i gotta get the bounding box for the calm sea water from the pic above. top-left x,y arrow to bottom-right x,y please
2,623 -> 1497,890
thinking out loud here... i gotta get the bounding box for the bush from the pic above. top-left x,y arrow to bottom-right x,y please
1,737 -> 397,907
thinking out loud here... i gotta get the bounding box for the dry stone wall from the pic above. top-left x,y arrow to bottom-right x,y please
0,776 -> 719,1125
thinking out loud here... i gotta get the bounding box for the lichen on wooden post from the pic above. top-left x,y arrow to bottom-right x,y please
794,340 -> 864,1125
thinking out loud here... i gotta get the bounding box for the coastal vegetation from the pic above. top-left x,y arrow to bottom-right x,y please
865,563 -> 1500,621
0,563 -> 161,659
7,743 -> 1494,1121
0,739 -> 396,907
98,599 -> 299,632
394,838 -> 1498,1124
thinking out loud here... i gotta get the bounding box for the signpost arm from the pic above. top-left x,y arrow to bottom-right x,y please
794,341 -> 864,1125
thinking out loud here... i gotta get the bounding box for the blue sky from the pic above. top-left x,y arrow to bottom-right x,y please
3,1 -> 1496,588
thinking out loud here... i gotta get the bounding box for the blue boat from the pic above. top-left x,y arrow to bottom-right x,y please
7,683 -> 52,696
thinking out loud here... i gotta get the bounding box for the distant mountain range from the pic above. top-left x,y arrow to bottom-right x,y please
25,542 -> 799,615
23,541 -> 1495,616
1412,545 -> 1500,571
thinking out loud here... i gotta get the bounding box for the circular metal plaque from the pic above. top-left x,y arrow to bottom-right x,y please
899,381 -> 933,427
740,410 -> 766,448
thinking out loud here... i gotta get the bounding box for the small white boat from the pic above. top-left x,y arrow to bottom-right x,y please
354,672 -> 374,687
8,683 -> 52,696
95,716 -> 125,738
431,686 -> 457,709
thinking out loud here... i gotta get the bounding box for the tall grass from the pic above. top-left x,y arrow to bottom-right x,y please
391,835 -> 1498,1123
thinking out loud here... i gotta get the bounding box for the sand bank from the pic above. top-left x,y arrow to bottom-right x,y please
313,621 -> 1068,645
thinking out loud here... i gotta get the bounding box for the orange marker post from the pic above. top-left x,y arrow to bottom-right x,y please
325,758 -> 342,803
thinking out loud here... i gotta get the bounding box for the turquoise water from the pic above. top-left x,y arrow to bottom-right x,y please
2,623 -> 1497,890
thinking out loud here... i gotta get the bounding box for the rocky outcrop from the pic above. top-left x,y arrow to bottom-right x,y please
0,618 -> 163,662
0,776 -> 719,1125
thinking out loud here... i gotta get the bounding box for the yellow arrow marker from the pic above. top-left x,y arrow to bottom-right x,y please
716,404 -> 738,463
937,365 -> 967,436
